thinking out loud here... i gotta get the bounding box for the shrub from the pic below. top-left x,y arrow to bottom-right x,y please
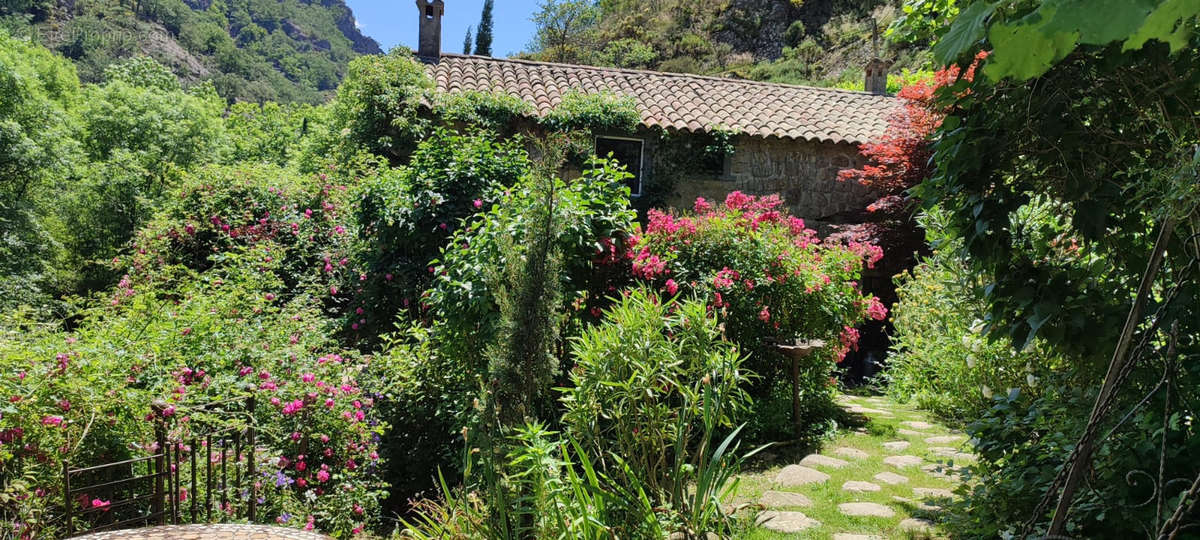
320,48 -> 432,166
561,289 -> 751,501
376,156 -> 635,502
630,192 -> 885,386
885,233 -> 1054,420
403,290 -> 757,539
351,131 -> 530,342
540,91 -> 640,134
433,90 -> 532,134
0,246 -> 384,538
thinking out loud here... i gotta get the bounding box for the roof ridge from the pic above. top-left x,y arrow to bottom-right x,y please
435,53 -> 895,99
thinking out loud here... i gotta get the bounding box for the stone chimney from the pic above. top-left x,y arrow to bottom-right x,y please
864,58 -> 890,95
416,0 -> 444,59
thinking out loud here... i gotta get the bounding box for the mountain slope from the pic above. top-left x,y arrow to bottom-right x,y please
1,0 -> 381,103
526,0 -> 931,90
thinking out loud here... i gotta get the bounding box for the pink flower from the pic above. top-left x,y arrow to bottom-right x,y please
329,286 -> 338,296
866,297 -> 888,321
473,199 -> 483,209
264,293 -> 275,301
162,406 -> 175,417
301,373 -> 315,383
91,498 -> 111,511
664,279 -> 679,295
758,306 -> 771,322
693,197 -> 712,214
180,328 -> 192,336
724,191 -> 752,210
316,470 -> 330,483
42,416 -> 64,426
385,273 -> 393,281
304,209 -> 313,218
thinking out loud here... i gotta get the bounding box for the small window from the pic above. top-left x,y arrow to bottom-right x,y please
595,136 -> 644,197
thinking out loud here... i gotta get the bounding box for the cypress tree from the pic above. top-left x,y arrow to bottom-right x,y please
463,25 -> 473,55
473,0 -> 494,56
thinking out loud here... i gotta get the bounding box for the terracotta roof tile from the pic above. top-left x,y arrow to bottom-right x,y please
425,54 -> 899,145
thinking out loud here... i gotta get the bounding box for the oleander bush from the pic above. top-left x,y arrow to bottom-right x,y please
628,191 -> 887,437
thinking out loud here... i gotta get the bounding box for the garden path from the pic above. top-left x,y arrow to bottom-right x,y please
732,394 -> 971,539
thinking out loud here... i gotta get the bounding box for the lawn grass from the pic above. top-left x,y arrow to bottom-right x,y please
729,394 -> 971,539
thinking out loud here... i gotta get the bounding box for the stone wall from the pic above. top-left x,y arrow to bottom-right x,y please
665,136 -> 874,225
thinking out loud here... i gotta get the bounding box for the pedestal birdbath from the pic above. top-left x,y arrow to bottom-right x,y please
769,338 -> 826,439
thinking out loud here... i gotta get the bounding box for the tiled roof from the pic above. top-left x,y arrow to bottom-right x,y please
425,54 -> 900,145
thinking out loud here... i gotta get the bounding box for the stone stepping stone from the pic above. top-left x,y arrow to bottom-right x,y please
898,428 -> 925,437
833,534 -> 882,540
800,454 -> 849,469
874,471 -> 909,485
914,487 -> 955,499
893,496 -> 942,512
842,480 -> 882,492
902,421 -> 934,430
928,446 -> 959,457
884,455 -> 923,468
775,465 -> 830,486
756,510 -> 820,533
922,463 -> 964,481
838,502 -> 895,518
925,435 -> 965,444
846,404 -> 893,416
882,441 -> 911,452
759,490 -> 813,508
834,447 -> 870,459
899,518 -> 935,533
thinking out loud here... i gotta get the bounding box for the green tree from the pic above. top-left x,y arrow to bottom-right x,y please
318,48 -> 431,166
474,0 -> 494,56
530,0 -> 599,63
463,25 -> 473,55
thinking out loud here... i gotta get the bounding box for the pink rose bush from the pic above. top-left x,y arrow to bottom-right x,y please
629,192 -> 887,397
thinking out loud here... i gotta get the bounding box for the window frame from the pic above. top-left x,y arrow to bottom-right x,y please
594,135 -> 645,198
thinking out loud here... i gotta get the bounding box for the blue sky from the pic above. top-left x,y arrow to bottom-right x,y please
345,0 -> 542,58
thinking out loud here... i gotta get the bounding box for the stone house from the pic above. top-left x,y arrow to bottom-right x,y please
413,0 -> 899,228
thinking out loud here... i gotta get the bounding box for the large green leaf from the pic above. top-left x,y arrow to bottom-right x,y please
985,10 -> 1078,80
933,1 -> 997,65
1041,0 -> 1159,45
1123,0 -> 1200,52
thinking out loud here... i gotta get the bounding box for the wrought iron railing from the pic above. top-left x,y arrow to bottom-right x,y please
58,397 -> 259,537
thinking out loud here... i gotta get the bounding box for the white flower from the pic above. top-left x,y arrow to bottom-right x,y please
981,385 -> 993,399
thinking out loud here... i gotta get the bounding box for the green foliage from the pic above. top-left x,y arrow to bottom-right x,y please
0,31 -> 81,207
485,165 -> 564,427
81,67 -> 228,172
474,0 -> 494,56
529,0 -> 600,64
102,55 -> 180,91
561,289 -> 751,497
352,131 -> 530,343
932,0 -> 1200,81
224,101 -> 317,166
0,246 -> 385,538
885,213 -> 1057,420
6,0 -> 381,103
433,90 -> 533,134
540,91 -> 640,134
321,48 -> 431,166
404,291 -> 758,539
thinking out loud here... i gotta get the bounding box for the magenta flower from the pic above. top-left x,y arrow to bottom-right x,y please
316,470 -> 330,483
473,199 -> 483,209
42,415 -> 64,426
665,279 -> 679,295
